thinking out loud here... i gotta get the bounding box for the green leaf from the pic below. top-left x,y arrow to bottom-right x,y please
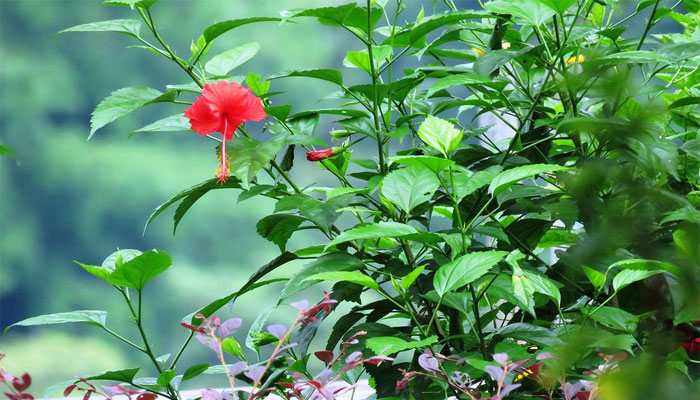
599,51 -> 671,65
612,269 -> 664,292
265,105 -> 293,121
289,108 -> 368,120
157,370 -> 176,387
228,137 -> 285,188
205,42 -> 260,76
280,253 -> 362,300
0,143 -> 15,158
326,222 -> 418,249
538,0 -> 576,14
90,87 -> 170,138
536,230 -> 578,248
591,334 -> 636,353
75,261 -> 113,282
4,310 -> 107,334
269,69 -> 344,86
417,115 -> 463,156
57,19 -> 141,37
246,306 -> 273,350
203,18 -> 281,44
181,363 -> 210,381
284,4 -> 379,34
304,271 -> 378,290
132,114 -> 190,136
660,207 -> 700,225
380,164 -> 441,213
166,178 -> 242,234
607,259 -> 680,275
393,10 -> 490,46
365,335 -> 438,355
256,214 -> 305,251
102,249 -> 142,272
297,194 -> 354,235
401,266 -> 425,290
583,266 -> 606,291
489,164 -> 568,196
103,0 -> 157,9
494,323 -> 563,346
668,97 -> 700,110
452,166 -> 502,202
485,0 -> 556,26
434,251 -> 508,297
344,46 -> 392,73
108,250 -> 171,290
583,306 -> 638,332
83,368 -> 140,383
221,337 -> 245,359
473,46 -> 534,76
246,72 -> 270,96
389,155 -> 454,174
524,272 -> 561,306
428,74 -> 491,97
512,273 -> 535,311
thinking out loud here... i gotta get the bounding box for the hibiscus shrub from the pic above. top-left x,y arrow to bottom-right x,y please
5,0 -> 700,399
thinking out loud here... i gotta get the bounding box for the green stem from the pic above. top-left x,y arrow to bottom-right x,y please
366,0 -> 386,175
120,289 -> 179,400
101,326 -> 146,352
139,9 -> 204,89
168,332 -> 194,370
636,0 -> 660,50
469,285 -> 487,358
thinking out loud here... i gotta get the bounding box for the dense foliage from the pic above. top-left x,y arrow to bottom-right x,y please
4,0 -> 699,399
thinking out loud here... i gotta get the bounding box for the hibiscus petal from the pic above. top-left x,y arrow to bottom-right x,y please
184,97 -> 220,135
201,81 -> 266,140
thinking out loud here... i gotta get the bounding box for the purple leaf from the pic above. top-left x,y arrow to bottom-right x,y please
0,372 -> 14,383
366,355 -> 394,364
314,369 -> 334,386
266,324 -> 287,340
101,385 -> 122,397
290,300 -> 308,311
345,351 -> 362,364
64,385 -> 78,398
315,350 -> 334,364
500,383 -> 521,398
201,389 -> 222,400
218,318 -> 242,338
565,381 -> 585,399
579,379 -> 594,391
507,359 -> 530,373
418,353 -> 440,373
195,334 -> 221,355
229,361 -> 247,376
536,352 -> 555,360
244,365 -> 265,382
492,352 -> 509,366
271,343 -> 298,360
485,365 -> 504,382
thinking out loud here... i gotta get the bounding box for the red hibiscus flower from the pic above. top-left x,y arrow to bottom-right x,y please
184,81 -> 266,183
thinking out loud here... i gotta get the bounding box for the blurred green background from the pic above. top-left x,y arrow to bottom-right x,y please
0,0 -> 402,392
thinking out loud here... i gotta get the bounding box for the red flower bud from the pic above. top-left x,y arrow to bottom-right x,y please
306,149 -> 335,161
